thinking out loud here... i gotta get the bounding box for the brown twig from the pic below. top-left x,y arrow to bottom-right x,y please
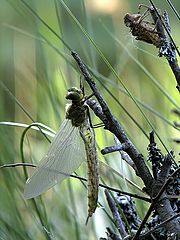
140,212 -> 180,239
148,0 -> 180,91
105,190 -> 128,239
133,166 -> 180,239
72,51 -> 154,188
101,142 -> 130,155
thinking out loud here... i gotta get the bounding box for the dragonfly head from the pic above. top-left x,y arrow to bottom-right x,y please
66,87 -> 84,102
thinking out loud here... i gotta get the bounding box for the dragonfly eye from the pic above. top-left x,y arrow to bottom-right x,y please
66,87 -> 84,101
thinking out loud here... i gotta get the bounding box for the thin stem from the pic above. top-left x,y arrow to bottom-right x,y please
0,163 -> 151,202
140,212 -> 180,238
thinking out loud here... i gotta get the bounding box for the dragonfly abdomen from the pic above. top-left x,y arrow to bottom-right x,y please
80,122 -> 99,222
87,145 -> 99,218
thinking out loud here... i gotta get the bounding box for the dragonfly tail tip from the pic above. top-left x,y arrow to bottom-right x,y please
85,215 -> 90,225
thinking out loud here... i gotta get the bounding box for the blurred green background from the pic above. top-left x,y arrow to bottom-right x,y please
0,0 -> 179,239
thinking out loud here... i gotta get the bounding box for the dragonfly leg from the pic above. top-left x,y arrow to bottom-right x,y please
86,106 -> 93,128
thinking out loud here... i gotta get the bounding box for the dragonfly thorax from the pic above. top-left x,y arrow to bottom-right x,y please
66,87 -> 87,127
65,87 -> 87,127
66,102 -> 87,127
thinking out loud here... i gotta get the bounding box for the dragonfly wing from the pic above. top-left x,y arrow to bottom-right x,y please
24,119 -> 86,199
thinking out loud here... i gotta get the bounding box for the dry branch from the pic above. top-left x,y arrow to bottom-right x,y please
71,51 -> 180,238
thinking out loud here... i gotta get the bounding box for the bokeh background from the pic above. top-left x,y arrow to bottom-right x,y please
0,0 -> 179,239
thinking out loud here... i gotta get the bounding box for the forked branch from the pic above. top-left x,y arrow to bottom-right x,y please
71,51 -> 180,239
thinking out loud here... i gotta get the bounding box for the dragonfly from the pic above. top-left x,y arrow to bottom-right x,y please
24,87 -> 99,222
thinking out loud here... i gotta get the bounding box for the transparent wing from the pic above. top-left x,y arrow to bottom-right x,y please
24,119 -> 86,199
